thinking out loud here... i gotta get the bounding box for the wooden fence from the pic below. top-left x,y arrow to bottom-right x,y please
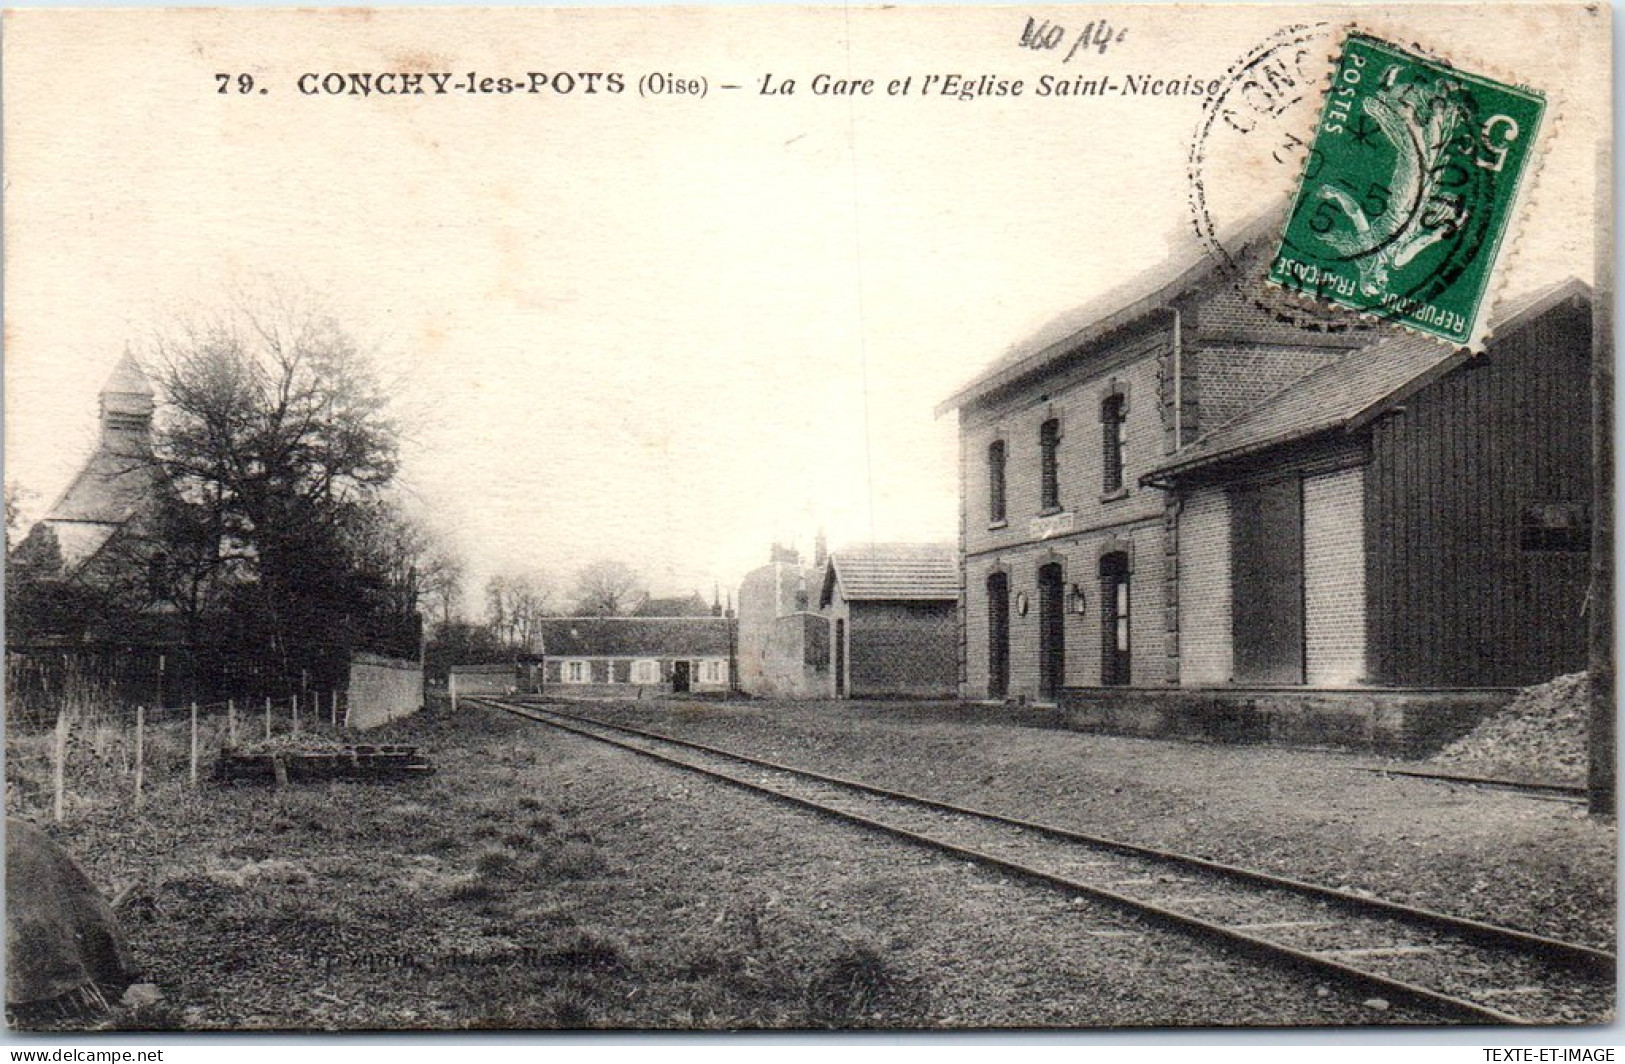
19,688 -> 352,824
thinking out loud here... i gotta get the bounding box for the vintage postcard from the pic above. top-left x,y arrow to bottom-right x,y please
1,3 -> 1613,1035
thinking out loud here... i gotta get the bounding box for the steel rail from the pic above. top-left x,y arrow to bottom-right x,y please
478,697 -> 1607,1025
1357,766 -> 1588,799
487,697 -> 1613,974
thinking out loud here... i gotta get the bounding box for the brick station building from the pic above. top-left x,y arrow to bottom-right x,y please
939,234 -> 1594,710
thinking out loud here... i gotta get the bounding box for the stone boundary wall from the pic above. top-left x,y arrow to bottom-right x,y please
449,664 -> 516,705
348,652 -> 424,730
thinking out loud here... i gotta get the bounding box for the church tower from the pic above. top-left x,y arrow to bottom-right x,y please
98,350 -> 154,455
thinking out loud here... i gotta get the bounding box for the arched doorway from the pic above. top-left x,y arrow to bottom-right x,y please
1037,563 -> 1066,702
987,571 -> 1010,699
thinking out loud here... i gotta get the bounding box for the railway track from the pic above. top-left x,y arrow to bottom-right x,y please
474,697 -> 1614,1026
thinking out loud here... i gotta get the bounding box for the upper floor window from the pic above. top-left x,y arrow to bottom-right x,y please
987,439 -> 1007,523
1102,394 -> 1127,494
1039,419 -> 1062,512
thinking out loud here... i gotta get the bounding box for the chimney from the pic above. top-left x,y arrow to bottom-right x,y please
814,528 -> 828,570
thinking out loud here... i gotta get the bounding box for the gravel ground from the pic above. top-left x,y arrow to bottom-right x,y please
564,696 -> 1617,952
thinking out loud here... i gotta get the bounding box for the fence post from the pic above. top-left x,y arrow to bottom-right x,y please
292,693 -> 300,735
331,690 -> 338,729
228,698 -> 237,747
189,701 -> 199,787
52,704 -> 69,823
264,696 -> 272,741
134,705 -> 145,809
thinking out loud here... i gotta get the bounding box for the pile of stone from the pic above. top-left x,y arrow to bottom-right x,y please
1431,672 -> 1590,785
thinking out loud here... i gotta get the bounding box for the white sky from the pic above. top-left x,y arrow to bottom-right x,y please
3,4 -> 1606,613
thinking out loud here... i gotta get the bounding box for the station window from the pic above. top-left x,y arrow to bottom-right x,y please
1102,394 -> 1127,494
988,438 -> 1007,523
1039,420 -> 1061,512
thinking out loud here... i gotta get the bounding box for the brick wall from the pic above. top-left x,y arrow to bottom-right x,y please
962,349 -> 1167,562
1193,278 -> 1371,345
963,518 -> 1167,698
1177,487 -> 1232,684
1303,466 -> 1367,685
1192,343 -> 1344,431
848,600 -> 957,698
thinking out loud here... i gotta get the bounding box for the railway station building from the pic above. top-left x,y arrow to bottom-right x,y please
938,235 -> 1594,711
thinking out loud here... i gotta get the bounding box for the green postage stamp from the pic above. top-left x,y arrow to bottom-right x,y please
1268,32 -> 1547,349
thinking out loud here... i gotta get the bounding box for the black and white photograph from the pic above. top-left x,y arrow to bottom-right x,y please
0,2 -> 1615,1036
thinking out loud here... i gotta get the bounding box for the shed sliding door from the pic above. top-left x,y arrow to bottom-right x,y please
1230,478 -> 1305,684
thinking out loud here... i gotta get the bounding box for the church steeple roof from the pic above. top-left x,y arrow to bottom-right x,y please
101,349 -> 154,402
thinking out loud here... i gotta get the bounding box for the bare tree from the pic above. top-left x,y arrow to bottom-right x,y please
570,559 -> 646,617
485,570 -> 555,648
147,288 -> 403,671
418,544 -> 465,631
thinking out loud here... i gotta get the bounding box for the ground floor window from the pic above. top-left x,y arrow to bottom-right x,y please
632,659 -> 659,683
703,660 -> 725,683
565,660 -> 586,683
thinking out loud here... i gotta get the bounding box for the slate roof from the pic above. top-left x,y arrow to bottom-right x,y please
821,543 -> 958,604
532,617 -> 730,658
24,353 -> 160,572
45,448 -> 154,526
102,351 -> 155,400
935,210 -> 1285,416
1142,277 -> 1593,485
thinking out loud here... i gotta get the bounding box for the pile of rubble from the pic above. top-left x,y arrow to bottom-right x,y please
1431,672 -> 1590,784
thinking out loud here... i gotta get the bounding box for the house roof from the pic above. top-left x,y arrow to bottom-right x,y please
935,211 -> 1285,417
533,617 -> 730,658
1141,277 -> 1593,485
821,542 -> 958,605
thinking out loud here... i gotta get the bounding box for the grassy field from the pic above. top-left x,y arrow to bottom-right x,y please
8,702 -> 947,1030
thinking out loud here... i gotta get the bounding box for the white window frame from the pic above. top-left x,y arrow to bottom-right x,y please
565,660 -> 586,683
632,659 -> 659,684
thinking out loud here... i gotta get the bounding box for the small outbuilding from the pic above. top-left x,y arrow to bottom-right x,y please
817,543 -> 958,699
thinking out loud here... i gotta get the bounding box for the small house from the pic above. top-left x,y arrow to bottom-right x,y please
530,616 -> 733,696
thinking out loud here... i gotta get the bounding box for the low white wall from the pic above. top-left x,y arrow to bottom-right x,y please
449,664 -> 515,707
348,652 -> 424,730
